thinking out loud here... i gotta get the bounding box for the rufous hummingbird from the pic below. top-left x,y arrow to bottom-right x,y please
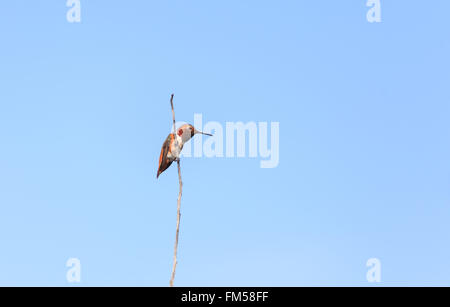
157,124 -> 212,178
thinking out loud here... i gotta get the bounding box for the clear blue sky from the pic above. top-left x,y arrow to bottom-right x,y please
0,1 -> 449,286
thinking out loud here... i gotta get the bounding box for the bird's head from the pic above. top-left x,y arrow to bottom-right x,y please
177,124 -> 212,142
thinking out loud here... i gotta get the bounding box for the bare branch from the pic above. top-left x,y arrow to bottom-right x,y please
169,94 -> 183,287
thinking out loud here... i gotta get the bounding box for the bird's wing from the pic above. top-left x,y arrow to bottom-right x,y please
157,134 -> 174,178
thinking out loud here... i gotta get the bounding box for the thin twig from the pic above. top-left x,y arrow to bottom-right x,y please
169,94 -> 183,287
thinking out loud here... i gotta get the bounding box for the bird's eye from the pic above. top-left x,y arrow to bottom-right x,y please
177,129 -> 183,136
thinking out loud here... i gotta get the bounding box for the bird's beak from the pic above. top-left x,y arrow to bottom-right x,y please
195,129 -> 213,136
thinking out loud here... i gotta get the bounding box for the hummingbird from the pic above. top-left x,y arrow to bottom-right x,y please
157,124 -> 212,178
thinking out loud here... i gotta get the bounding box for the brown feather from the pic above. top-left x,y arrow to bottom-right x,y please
157,134 -> 175,178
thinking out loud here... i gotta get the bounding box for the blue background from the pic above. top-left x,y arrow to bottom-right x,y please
0,1 -> 449,286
